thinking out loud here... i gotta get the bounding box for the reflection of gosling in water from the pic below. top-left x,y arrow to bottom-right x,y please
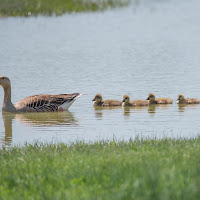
122,95 -> 149,107
177,94 -> 200,104
92,94 -> 122,106
146,93 -> 173,104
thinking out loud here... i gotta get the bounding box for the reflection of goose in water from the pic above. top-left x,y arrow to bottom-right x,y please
124,105 -> 149,112
148,105 -> 156,113
93,106 -> 121,119
148,104 -> 172,114
15,111 -> 79,127
123,105 -> 152,117
0,111 -> 79,147
123,107 -> 131,117
178,104 -> 186,112
1,112 -> 14,147
178,104 -> 200,113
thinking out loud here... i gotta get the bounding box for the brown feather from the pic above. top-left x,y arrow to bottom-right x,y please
122,95 -> 149,107
147,93 -> 173,105
93,94 -> 121,107
102,100 -> 122,106
14,93 -> 81,112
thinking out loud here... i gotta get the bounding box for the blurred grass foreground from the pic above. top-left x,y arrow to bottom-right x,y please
0,0 -> 130,16
1,137 -> 200,199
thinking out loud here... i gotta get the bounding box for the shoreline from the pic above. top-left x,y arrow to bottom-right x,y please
0,0 -> 130,17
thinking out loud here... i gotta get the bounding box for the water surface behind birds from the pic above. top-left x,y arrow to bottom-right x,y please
1,0 -> 200,147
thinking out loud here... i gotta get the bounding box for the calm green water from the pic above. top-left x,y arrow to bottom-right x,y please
1,0 -> 200,147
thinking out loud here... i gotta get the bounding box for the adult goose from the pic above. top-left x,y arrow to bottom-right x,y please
0,76 -> 82,112
146,93 -> 173,105
177,94 -> 200,104
122,95 -> 149,107
92,94 -> 122,106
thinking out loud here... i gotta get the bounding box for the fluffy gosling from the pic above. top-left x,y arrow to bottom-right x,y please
92,94 -> 122,106
177,94 -> 200,104
122,95 -> 149,107
146,93 -> 173,104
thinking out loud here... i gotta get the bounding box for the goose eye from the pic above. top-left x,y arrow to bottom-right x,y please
2,78 -> 4,79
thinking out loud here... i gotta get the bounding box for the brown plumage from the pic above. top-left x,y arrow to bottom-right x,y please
122,95 -> 149,107
0,76 -> 82,112
177,94 -> 200,104
146,93 -> 173,105
92,94 -> 122,106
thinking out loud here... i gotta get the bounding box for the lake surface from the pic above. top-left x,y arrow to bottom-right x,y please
1,0 -> 200,147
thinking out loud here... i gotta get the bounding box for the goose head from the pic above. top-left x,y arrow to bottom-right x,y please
146,93 -> 155,101
0,76 -> 11,88
177,94 -> 185,101
122,95 -> 130,104
92,94 -> 103,103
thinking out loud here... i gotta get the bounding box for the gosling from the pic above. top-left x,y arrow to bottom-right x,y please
92,94 -> 122,106
177,94 -> 200,104
146,93 -> 173,104
122,95 -> 149,107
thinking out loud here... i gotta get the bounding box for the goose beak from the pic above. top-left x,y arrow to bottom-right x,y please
146,97 -> 149,100
122,100 -> 125,102
92,98 -> 95,101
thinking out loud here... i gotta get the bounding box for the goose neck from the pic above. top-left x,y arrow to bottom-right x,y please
3,85 -> 12,104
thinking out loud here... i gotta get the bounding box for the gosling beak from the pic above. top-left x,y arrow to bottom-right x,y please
146,97 -> 149,100
122,99 -> 125,102
92,98 -> 95,101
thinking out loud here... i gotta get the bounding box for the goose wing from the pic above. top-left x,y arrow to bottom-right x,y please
15,93 -> 81,112
102,100 -> 122,106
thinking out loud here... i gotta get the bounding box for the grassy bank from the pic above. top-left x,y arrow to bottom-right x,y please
0,137 -> 200,199
0,0 -> 130,17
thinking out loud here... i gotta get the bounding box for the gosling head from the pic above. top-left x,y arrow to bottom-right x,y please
92,94 -> 103,103
0,76 -> 11,88
122,95 -> 130,104
146,93 -> 155,101
177,94 -> 185,101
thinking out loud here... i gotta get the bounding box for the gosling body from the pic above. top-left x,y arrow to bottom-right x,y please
177,94 -> 200,104
0,76 -> 82,112
92,94 -> 122,106
122,95 -> 149,107
147,93 -> 173,105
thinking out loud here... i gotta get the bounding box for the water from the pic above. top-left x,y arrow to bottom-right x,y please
1,0 -> 200,147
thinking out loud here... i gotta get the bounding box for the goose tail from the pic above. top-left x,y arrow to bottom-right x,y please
59,93 -> 82,111
73,93 -> 83,100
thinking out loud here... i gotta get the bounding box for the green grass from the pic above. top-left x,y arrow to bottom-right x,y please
1,137 -> 200,199
0,0 -> 130,17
